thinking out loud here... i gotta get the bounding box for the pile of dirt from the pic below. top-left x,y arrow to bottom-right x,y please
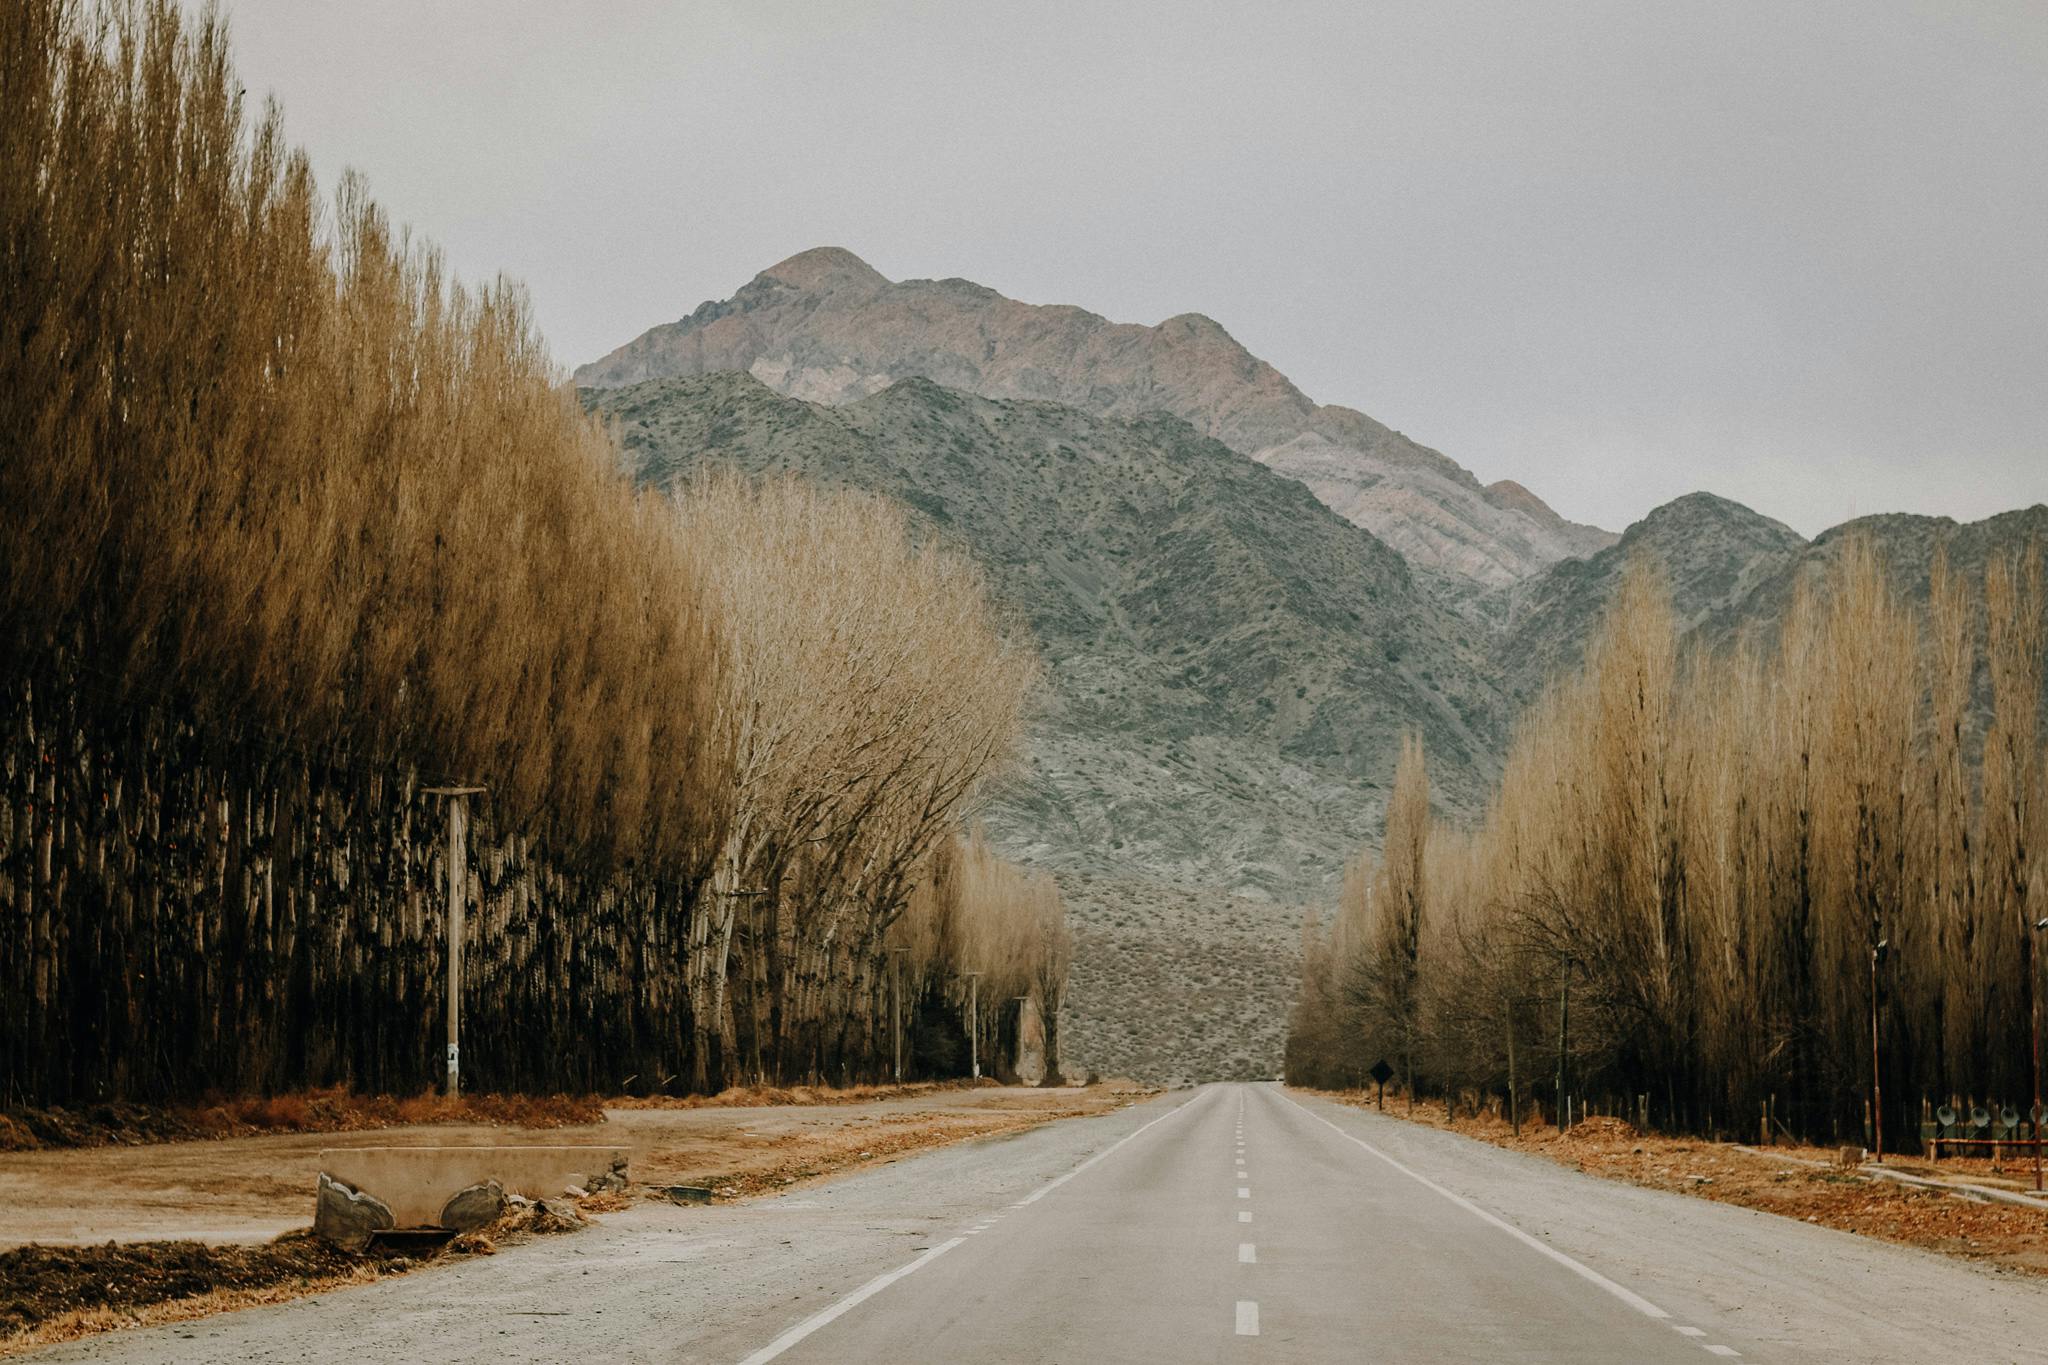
0,1090 -> 606,1152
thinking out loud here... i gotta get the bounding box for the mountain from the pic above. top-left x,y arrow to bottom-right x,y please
575,247 -> 1615,587
1488,493 -> 1808,710
592,372 -> 1507,896
1488,494 -> 2048,723
1697,505 -> 2048,648
588,371 -> 1520,1082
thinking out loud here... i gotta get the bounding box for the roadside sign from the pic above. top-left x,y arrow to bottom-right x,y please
1369,1058 -> 1393,1111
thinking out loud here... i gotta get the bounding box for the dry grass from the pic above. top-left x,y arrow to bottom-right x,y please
1293,539 -> 2048,1144
1,0 -> 1068,1107
0,1091 -> 605,1153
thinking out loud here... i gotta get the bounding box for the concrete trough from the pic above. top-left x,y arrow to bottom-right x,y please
313,1145 -> 627,1248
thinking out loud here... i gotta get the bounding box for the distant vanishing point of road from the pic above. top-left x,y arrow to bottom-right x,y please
33,1085 -> 2048,1363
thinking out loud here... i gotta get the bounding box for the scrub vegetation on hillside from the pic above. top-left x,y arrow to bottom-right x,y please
1290,540 -> 2048,1146
0,0 -> 1066,1103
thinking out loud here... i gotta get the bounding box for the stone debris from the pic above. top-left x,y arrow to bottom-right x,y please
312,1173 -> 394,1252
439,1180 -> 507,1233
584,1155 -> 630,1194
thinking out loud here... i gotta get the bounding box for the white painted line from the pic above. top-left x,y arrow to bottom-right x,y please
1277,1090 -> 1671,1321
1705,1348 -> 1740,1358
1675,1327 -> 1705,1337
1014,1094 -> 1203,1207
739,1094 -> 1200,1363
1239,1210 -> 1252,1223
1238,1242 -> 1257,1263
736,1237 -> 966,1364
1235,1300 -> 1260,1336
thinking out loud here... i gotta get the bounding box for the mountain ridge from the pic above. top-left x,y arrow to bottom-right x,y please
576,247 -> 1616,586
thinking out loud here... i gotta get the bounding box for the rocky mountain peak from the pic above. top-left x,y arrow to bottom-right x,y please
754,245 -> 887,292
576,249 -> 1616,586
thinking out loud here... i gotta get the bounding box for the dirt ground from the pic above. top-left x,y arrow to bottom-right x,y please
1314,1089 -> 2048,1277
0,1197 -> 594,1356
0,1081 -> 1145,1248
0,1081 -> 1150,1355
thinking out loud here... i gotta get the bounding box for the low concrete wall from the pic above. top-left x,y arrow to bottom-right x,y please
319,1146 -> 626,1227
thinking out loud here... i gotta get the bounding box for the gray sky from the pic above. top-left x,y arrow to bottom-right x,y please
217,0 -> 2046,537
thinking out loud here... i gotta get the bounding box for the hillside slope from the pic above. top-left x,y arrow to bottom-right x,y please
591,372 -> 1507,898
576,247 -> 1613,586
1488,493 -> 2048,723
1488,493 -> 1808,710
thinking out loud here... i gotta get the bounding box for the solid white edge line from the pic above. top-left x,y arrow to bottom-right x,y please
735,1237 -> 966,1365
1016,1091 -> 1204,1206
1274,1089 -> 1670,1321
737,1089 -> 1206,1363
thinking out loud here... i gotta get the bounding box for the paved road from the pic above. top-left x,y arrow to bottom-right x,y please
35,1084 -> 2048,1363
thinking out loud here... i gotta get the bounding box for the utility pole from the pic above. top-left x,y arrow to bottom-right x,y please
891,948 -> 908,1083
1506,994 -> 1520,1137
1555,954 -> 1573,1132
2032,918 -> 2047,1191
424,786 -> 485,1099
964,971 -> 982,1080
1870,939 -> 1888,1164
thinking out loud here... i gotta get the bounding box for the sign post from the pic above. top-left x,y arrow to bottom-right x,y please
1369,1058 -> 1393,1111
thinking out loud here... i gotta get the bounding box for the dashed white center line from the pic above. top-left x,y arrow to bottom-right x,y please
1238,1211 -> 1252,1223
1237,1187 -> 1250,1198
1704,1348 -> 1740,1358
1238,1242 -> 1257,1263
1675,1327 -> 1705,1338
1235,1301 -> 1260,1336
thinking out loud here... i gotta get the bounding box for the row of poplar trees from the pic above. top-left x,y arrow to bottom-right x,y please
0,0 -> 1069,1105
1289,537 -> 2048,1147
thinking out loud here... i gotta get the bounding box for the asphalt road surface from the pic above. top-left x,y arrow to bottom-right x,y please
34,1084 -> 2048,1363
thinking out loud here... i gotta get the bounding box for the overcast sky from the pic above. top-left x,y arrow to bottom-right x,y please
215,0 -> 2045,537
